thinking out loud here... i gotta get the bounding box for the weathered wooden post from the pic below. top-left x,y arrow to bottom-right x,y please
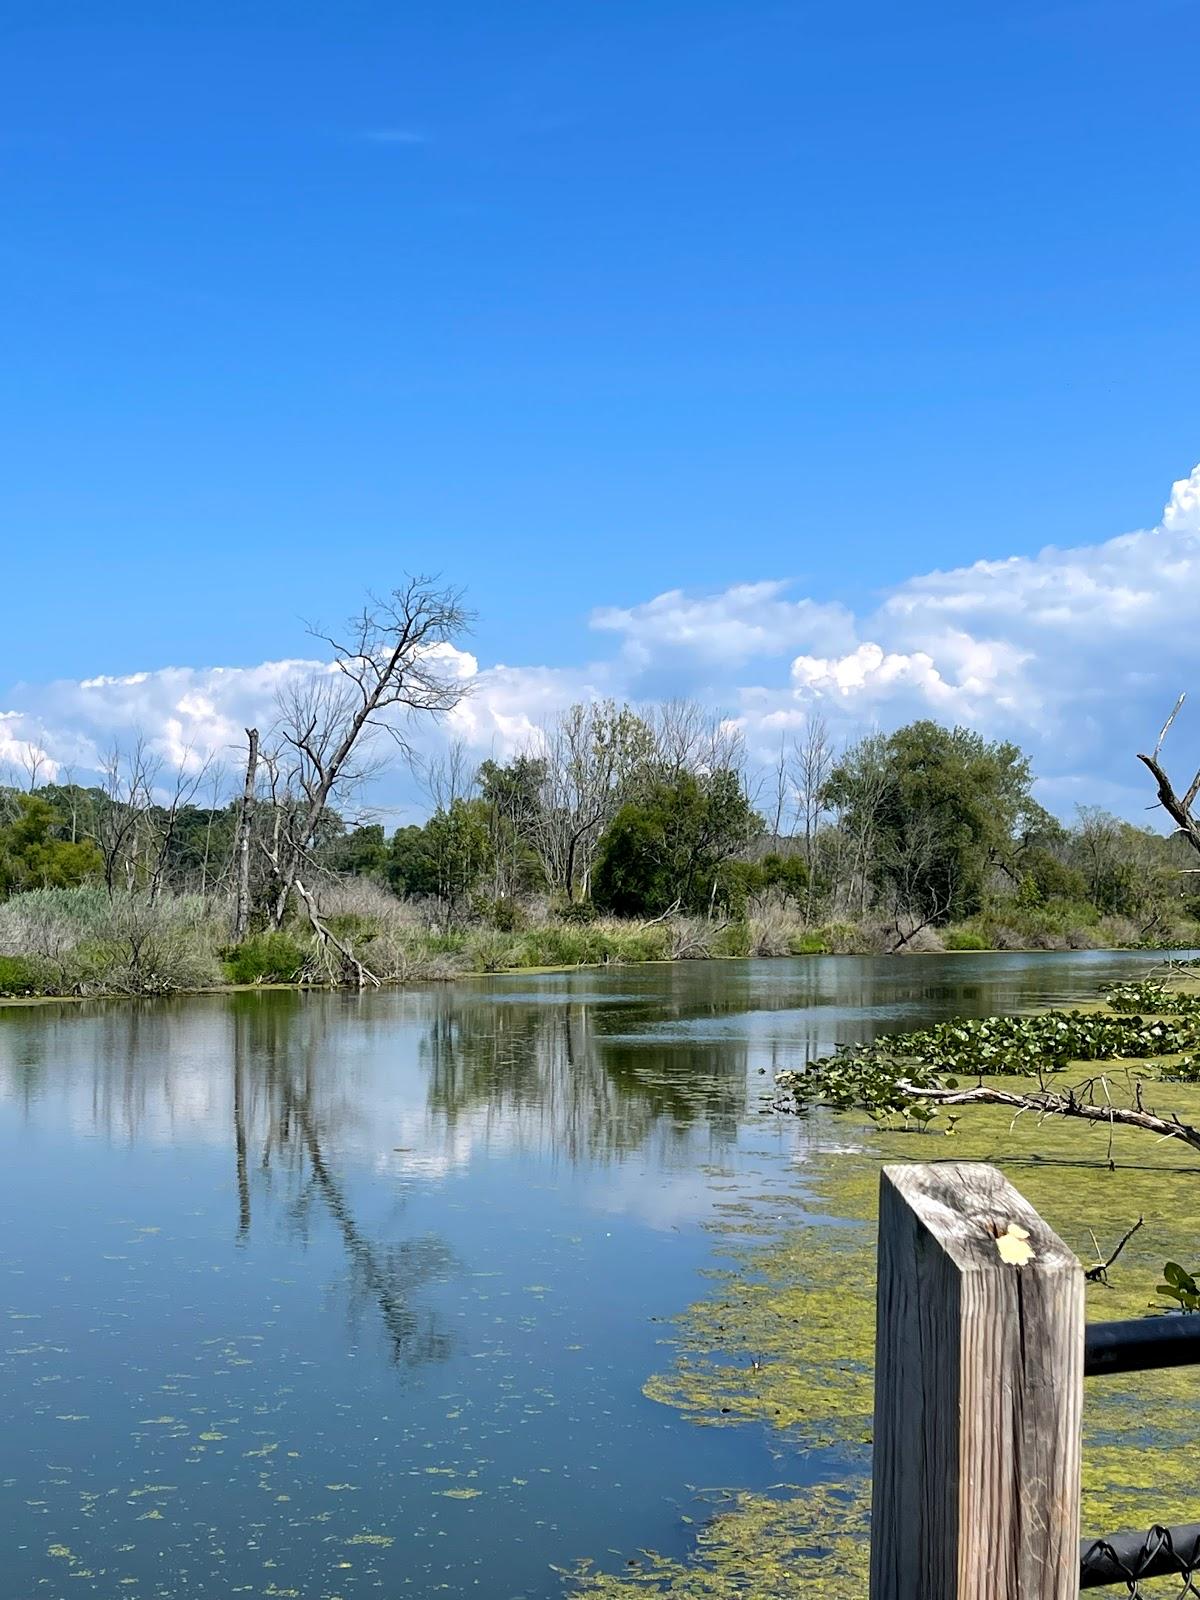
870,1162 -> 1085,1600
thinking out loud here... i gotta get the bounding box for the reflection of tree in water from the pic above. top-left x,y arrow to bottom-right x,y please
420,991 -> 750,1162
231,997 -> 454,1368
0,995 -> 455,1372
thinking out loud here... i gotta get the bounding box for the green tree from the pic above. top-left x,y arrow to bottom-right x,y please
826,721 -> 1036,922
476,755 -> 546,900
324,823 -> 388,877
0,794 -> 103,896
386,799 -> 494,918
592,769 -> 760,917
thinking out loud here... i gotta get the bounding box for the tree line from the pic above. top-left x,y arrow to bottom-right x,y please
4,628 -> 1199,967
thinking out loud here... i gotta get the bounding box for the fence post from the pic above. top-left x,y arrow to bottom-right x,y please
870,1162 -> 1085,1600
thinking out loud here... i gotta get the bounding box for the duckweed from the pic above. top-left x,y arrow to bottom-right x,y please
579,975 -> 1200,1595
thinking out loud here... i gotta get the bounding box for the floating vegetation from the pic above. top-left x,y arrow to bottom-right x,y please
780,1009 -> 1200,1105
578,974 -> 1200,1595
569,1483 -> 869,1597
1103,979 -> 1200,1016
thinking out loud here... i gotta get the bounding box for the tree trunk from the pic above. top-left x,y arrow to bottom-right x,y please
232,728 -> 259,943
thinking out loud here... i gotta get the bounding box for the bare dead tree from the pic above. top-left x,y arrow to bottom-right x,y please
58,765 -> 79,843
92,738 -> 159,895
647,699 -> 746,781
531,700 -> 653,901
766,734 -> 791,844
1138,693 -> 1200,858
198,758 -> 229,899
292,875 -> 381,988
261,578 -> 470,931
791,714 -> 834,921
146,748 -> 213,903
17,741 -> 48,791
420,738 -> 475,812
792,714 -> 833,865
231,728 -> 259,941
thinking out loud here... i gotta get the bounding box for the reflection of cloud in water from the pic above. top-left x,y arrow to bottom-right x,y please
586,1167 -> 761,1232
608,1001 -> 933,1046
469,991 -> 645,1006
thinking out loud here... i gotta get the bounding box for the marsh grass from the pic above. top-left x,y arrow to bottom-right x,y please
1,882 -> 1198,1000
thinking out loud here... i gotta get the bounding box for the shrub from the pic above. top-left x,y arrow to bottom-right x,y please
0,954 -> 44,994
0,887 -> 223,995
222,931 -> 310,984
819,921 -> 877,955
463,930 -> 523,972
714,921 -> 752,958
482,897 -> 526,933
556,900 -> 598,926
748,909 -> 805,957
944,927 -> 989,951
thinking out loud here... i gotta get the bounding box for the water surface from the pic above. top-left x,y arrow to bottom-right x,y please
0,951 -> 1184,1597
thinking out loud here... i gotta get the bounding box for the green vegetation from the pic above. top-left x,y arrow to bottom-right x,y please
221,930 -> 309,984
780,1007 -> 1200,1111
3,698 -> 1200,998
0,794 -> 102,895
592,770 -> 761,917
574,969 -> 1200,1596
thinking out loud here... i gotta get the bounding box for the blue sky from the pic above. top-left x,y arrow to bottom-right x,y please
3,0 -> 1200,815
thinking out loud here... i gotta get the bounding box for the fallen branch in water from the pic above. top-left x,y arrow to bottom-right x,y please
294,876 -> 381,989
891,1078 -> 1200,1154
1085,1215 -> 1145,1284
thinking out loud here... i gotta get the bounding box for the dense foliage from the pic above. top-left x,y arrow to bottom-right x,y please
3,702 -> 1200,995
825,721 -> 1039,922
592,770 -> 760,916
780,1009 -> 1200,1116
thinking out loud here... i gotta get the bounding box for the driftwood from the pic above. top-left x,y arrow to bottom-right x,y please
891,1077 -> 1200,1155
1084,1215 -> 1144,1284
293,876 -> 380,989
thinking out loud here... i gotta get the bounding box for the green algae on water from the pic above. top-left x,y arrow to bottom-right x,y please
569,1483 -> 869,1598
575,982 -> 1200,1594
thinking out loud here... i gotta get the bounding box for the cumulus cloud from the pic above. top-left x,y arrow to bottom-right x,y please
0,711 -> 58,781
3,462 -> 1200,820
777,464 -> 1200,769
592,580 -> 854,674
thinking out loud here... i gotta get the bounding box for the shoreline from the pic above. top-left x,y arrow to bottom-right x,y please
0,941 -> 1190,1010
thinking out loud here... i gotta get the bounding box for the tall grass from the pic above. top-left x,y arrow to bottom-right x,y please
0,887 -> 226,995
0,882 -> 1194,1000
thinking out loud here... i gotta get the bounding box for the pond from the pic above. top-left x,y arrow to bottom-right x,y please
0,950 -> 1185,1599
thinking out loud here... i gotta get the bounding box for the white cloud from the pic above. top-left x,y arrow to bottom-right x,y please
774,463 -> 1200,761
4,462 -> 1200,820
591,580 -> 854,673
0,711 -> 59,781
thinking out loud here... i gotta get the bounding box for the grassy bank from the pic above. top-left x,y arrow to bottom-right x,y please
570,971 -> 1200,1595
1,881 -> 1198,1001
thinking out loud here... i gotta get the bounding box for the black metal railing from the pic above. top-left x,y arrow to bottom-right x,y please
1080,1525 -> 1200,1594
1085,1318 -> 1200,1378
1079,1318 -> 1200,1594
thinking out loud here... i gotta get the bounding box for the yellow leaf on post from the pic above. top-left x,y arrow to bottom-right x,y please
995,1222 -> 1035,1266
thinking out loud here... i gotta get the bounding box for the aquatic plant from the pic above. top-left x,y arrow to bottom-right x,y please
1158,1262 -> 1200,1311
1102,979 -> 1200,1016
776,1008 -> 1200,1117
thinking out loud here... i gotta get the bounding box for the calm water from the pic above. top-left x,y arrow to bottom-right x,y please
0,950 -> 1186,1598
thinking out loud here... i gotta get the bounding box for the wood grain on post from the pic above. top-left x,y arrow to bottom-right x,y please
869,1162 -> 1084,1600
